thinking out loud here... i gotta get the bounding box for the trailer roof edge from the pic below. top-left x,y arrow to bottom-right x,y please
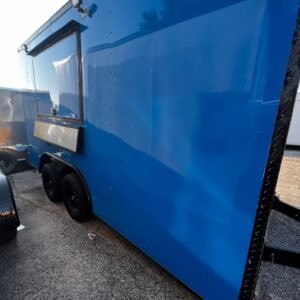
18,1 -> 72,52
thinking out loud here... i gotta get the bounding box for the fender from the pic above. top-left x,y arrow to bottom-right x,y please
0,171 -> 20,234
38,152 -> 92,210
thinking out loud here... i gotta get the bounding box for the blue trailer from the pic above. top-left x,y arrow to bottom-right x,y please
19,1 -> 300,299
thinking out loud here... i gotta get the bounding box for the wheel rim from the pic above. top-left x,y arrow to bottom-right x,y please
64,181 -> 80,217
43,172 -> 54,199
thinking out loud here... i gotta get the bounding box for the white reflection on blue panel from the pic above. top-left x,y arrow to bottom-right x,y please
33,33 -> 79,119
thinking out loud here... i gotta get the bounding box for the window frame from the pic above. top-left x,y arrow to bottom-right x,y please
28,21 -> 83,124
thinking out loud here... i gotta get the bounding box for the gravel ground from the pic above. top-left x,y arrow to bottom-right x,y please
254,210 -> 300,300
0,198 -> 197,300
266,211 -> 300,252
0,164 -> 299,299
1,170 -> 197,300
255,262 -> 300,300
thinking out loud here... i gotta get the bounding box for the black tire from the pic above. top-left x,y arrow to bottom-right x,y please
0,228 -> 17,245
41,163 -> 62,203
62,173 -> 90,222
0,152 -> 17,175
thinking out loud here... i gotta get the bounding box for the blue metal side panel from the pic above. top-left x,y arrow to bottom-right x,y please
21,1 -> 300,298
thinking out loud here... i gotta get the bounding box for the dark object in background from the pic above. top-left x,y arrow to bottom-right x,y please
0,88 -> 28,175
0,152 -> 17,175
0,145 -> 28,175
0,170 -> 20,245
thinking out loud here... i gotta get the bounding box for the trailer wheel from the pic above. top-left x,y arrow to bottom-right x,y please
0,152 -> 17,175
62,173 -> 90,222
41,163 -> 62,203
0,228 -> 17,245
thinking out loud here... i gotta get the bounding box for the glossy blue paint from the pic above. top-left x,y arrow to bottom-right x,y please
20,1 -> 300,298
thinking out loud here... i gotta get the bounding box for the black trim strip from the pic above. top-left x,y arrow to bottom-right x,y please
262,246 -> 300,269
27,20 -> 80,57
239,9 -> 300,300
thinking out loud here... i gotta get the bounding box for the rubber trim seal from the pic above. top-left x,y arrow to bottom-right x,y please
27,20 -> 80,57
